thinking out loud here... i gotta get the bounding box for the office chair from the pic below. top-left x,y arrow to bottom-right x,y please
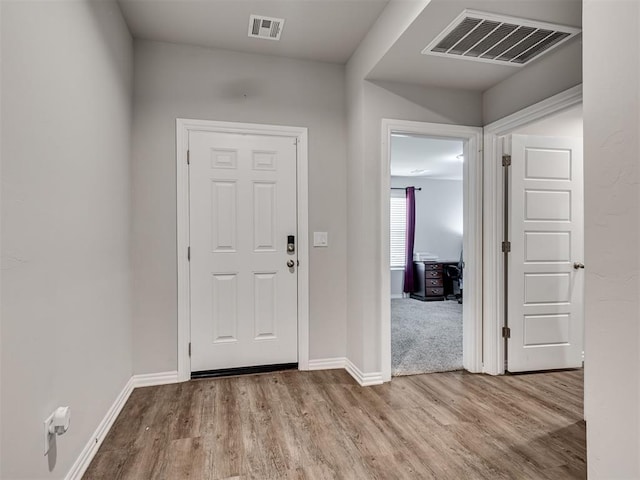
445,252 -> 463,304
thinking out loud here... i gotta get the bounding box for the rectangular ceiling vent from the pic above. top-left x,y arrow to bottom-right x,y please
422,10 -> 581,66
248,14 -> 285,41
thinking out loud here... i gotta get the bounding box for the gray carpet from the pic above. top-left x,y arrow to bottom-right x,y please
391,298 -> 463,376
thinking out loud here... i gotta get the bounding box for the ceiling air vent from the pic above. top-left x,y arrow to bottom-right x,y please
422,10 -> 580,66
248,14 -> 285,41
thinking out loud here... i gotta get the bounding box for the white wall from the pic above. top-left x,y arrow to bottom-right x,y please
345,0 -> 431,379
347,43 -> 482,372
360,82 -> 481,374
512,103 -> 583,137
0,0 -> 3,473
482,39 -> 582,124
583,1 -> 640,478
391,177 -> 463,261
389,177 -> 463,297
131,40 -> 348,373
1,1 -> 133,478
390,270 -> 404,299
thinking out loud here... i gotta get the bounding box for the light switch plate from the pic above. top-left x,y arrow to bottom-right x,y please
313,232 -> 328,247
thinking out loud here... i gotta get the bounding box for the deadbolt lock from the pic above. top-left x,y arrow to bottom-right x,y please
287,260 -> 295,268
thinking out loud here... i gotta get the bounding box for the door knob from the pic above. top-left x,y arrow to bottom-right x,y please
573,262 -> 585,269
287,260 -> 295,268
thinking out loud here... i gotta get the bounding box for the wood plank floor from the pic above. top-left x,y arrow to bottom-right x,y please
83,369 -> 585,479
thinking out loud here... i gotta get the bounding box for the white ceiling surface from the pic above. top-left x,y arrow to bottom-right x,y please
391,135 -> 463,180
118,0 -> 389,64
368,0 -> 582,91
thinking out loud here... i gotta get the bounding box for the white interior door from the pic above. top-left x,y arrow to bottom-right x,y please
189,130 -> 298,372
507,134 -> 584,372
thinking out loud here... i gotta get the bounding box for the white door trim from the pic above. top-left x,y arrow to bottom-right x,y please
381,119 -> 484,382
482,85 -> 582,375
176,118 -> 309,382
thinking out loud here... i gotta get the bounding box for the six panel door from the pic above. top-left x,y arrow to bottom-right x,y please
189,131 -> 298,372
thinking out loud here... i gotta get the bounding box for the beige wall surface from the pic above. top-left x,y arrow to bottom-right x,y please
0,1 -> 134,477
583,1 -> 640,477
131,40 -> 348,374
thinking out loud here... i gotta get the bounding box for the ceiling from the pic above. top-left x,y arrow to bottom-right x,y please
116,1 -> 581,177
390,135 -> 463,180
367,0 -> 582,91
118,0 -> 582,94
118,0 -> 389,64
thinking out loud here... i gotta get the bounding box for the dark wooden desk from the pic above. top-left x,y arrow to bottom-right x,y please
410,261 -> 459,301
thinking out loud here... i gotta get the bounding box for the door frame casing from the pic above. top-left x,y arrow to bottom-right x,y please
380,119 -> 484,381
482,85 -> 583,375
176,119 -> 309,382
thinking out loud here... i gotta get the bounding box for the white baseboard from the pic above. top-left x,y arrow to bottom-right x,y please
64,377 -> 135,480
345,359 -> 383,386
308,358 -> 384,386
65,371 -> 179,480
390,294 -> 403,299
131,370 -> 179,388
307,357 -> 347,370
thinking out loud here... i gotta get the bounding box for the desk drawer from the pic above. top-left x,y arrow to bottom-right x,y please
424,263 -> 442,271
425,270 -> 442,279
425,287 -> 444,297
426,278 -> 444,287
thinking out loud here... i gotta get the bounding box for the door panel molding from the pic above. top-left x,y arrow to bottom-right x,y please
176,119 -> 309,382
483,85 -> 582,375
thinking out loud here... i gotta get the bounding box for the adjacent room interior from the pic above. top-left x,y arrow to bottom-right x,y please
389,134 -> 464,376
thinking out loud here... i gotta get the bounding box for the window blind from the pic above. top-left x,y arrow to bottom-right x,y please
390,195 -> 407,268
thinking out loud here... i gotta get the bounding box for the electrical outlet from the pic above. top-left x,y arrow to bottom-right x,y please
43,412 -> 55,455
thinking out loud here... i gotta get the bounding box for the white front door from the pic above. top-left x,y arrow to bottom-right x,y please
507,134 -> 584,372
189,130 -> 298,372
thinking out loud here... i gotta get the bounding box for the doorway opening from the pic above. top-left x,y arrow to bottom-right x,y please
380,120 -> 483,382
389,134 -> 465,376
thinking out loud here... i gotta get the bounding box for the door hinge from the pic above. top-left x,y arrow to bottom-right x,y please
187,150 -> 190,165
188,342 -> 191,357
187,246 -> 191,261
502,326 -> 511,339
501,241 -> 511,253
502,154 -> 511,167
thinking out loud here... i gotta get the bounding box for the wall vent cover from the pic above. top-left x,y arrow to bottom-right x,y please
248,14 -> 285,41
422,10 -> 580,66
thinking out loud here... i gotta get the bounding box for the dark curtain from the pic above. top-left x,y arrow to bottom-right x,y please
403,187 -> 416,293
